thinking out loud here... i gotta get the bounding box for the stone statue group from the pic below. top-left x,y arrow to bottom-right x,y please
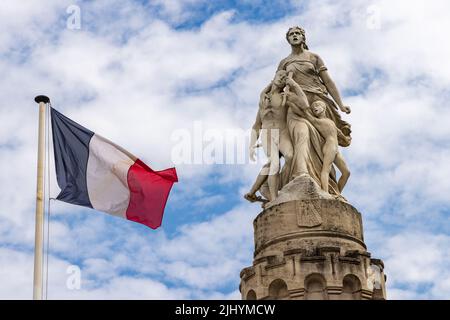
245,26 -> 352,206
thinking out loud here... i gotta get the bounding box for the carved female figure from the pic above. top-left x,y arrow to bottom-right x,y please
279,26 -> 352,196
279,27 -> 352,135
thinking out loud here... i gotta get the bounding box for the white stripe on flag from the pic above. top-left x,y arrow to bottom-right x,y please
86,134 -> 135,218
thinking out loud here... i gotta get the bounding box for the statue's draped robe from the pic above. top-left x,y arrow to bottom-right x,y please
276,54 -> 352,196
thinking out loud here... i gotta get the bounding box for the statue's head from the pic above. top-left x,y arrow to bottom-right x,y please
311,100 -> 326,117
273,70 -> 287,88
286,26 -> 309,50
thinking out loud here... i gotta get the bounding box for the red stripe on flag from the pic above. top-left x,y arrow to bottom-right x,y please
126,159 -> 178,229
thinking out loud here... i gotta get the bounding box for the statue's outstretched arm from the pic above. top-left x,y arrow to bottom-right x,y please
249,111 -> 262,161
250,111 -> 262,145
320,70 -> 345,108
316,54 -> 351,114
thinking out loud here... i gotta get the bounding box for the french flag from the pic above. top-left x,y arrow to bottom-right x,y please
51,107 -> 178,229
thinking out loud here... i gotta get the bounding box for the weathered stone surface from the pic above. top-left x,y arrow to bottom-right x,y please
240,199 -> 387,300
265,174 -> 335,210
254,199 -> 365,258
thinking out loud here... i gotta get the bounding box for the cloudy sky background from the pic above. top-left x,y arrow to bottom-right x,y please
1,0 -> 449,299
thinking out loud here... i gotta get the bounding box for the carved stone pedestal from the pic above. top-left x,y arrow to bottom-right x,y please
239,199 -> 387,300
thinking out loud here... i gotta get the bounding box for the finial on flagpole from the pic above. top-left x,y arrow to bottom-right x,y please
34,95 -> 50,104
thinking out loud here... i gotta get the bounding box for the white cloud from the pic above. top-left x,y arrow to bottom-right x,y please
383,232 -> 450,300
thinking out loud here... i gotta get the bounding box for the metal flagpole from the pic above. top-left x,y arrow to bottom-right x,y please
33,95 -> 50,300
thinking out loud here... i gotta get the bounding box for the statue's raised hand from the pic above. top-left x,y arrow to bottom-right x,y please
340,105 -> 351,114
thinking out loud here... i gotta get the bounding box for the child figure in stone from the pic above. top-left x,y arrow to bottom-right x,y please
285,77 -> 350,194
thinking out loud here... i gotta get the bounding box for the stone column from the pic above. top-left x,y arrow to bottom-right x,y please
240,198 -> 387,300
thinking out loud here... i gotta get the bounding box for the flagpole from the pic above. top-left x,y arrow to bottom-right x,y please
33,95 -> 50,300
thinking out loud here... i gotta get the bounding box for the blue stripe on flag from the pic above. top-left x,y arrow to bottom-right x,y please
51,107 -> 94,208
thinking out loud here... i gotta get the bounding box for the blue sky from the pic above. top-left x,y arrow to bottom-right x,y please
1,0 -> 450,299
